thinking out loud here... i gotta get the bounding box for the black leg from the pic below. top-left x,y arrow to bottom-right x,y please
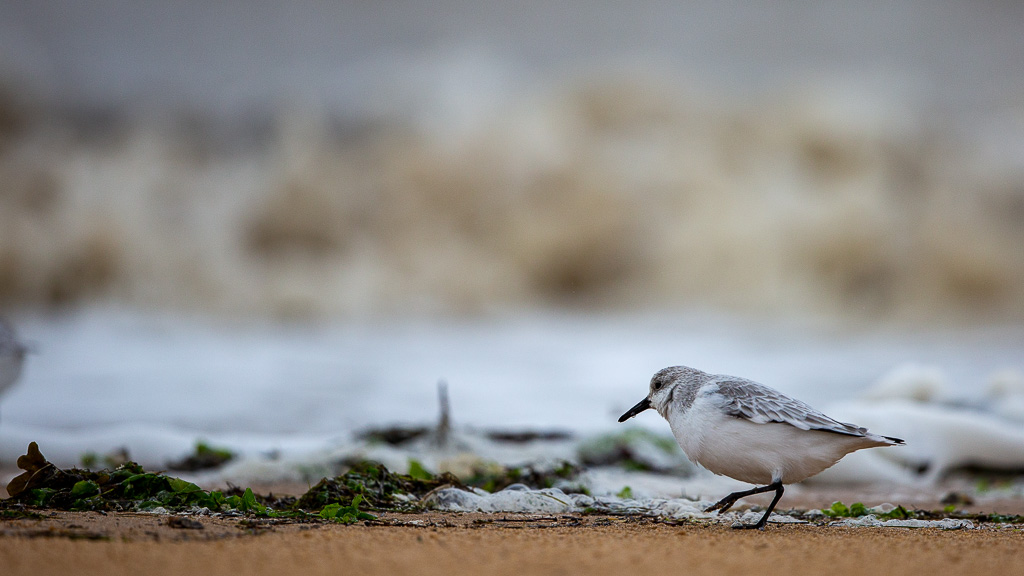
705,482 -> 781,513
705,481 -> 785,530
734,483 -> 784,530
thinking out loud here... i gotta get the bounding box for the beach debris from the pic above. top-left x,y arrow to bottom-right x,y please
435,380 -> 450,448
7,442 -> 66,498
166,441 -> 235,471
358,426 -> 430,445
940,492 -> 974,506
4,443 -> 288,515
484,430 -> 574,443
295,461 -> 463,512
459,460 -> 582,494
358,379 -> 571,448
359,425 -> 572,446
356,380 -> 450,447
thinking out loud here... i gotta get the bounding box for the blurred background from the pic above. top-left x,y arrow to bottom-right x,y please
2,1 -> 1024,322
0,1 -> 1023,488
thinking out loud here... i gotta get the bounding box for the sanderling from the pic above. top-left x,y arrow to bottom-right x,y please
0,318 -> 29,409
619,365 -> 904,530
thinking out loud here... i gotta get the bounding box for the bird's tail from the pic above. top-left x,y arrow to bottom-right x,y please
882,435 -> 905,445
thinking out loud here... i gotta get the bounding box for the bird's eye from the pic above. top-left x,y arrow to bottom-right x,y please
653,381 -> 662,390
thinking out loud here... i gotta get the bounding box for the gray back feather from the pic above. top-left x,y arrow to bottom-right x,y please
713,377 -> 870,437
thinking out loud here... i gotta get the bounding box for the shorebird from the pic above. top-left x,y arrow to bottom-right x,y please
0,318 -> 29,423
619,365 -> 904,529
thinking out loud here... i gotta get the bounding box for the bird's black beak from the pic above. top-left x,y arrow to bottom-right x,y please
618,397 -> 652,422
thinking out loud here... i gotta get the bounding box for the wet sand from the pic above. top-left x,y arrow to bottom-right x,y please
2,511 -> 1023,576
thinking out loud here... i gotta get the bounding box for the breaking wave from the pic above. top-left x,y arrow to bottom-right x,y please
1,74 -> 1022,323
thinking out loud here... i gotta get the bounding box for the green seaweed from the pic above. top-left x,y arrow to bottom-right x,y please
821,501 -> 870,518
167,441 -> 235,471
407,459 -> 433,481
295,461 -> 461,512
318,494 -> 376,524
3,443 -> 299,517
818,502 -> 917,521
0,508 -> 45,520
877,505 -> 911,520
6,443 -> 588,520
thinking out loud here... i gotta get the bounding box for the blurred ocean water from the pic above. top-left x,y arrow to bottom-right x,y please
2,79 -> 1023,321
1,309 -> 1022,479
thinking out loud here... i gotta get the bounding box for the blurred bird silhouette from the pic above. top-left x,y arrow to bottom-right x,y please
0,318 -> 29,424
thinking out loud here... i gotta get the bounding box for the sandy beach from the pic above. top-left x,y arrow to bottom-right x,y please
2,510 -> 1023,576
4,458 -> 1024,576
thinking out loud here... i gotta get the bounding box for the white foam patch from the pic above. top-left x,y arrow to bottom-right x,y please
835,516 -> 974,529
423,485 -> 714,519
425,485 -> 588,514
827,399 -> 1024,484
424,485 -> 982,529
736,511 -> 807,525
861,363 -> 950,403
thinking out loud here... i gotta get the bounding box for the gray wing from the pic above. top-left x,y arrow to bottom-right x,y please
712,378 -> 870,437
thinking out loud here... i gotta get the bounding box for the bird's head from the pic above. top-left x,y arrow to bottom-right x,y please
618,366 -> 695,422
